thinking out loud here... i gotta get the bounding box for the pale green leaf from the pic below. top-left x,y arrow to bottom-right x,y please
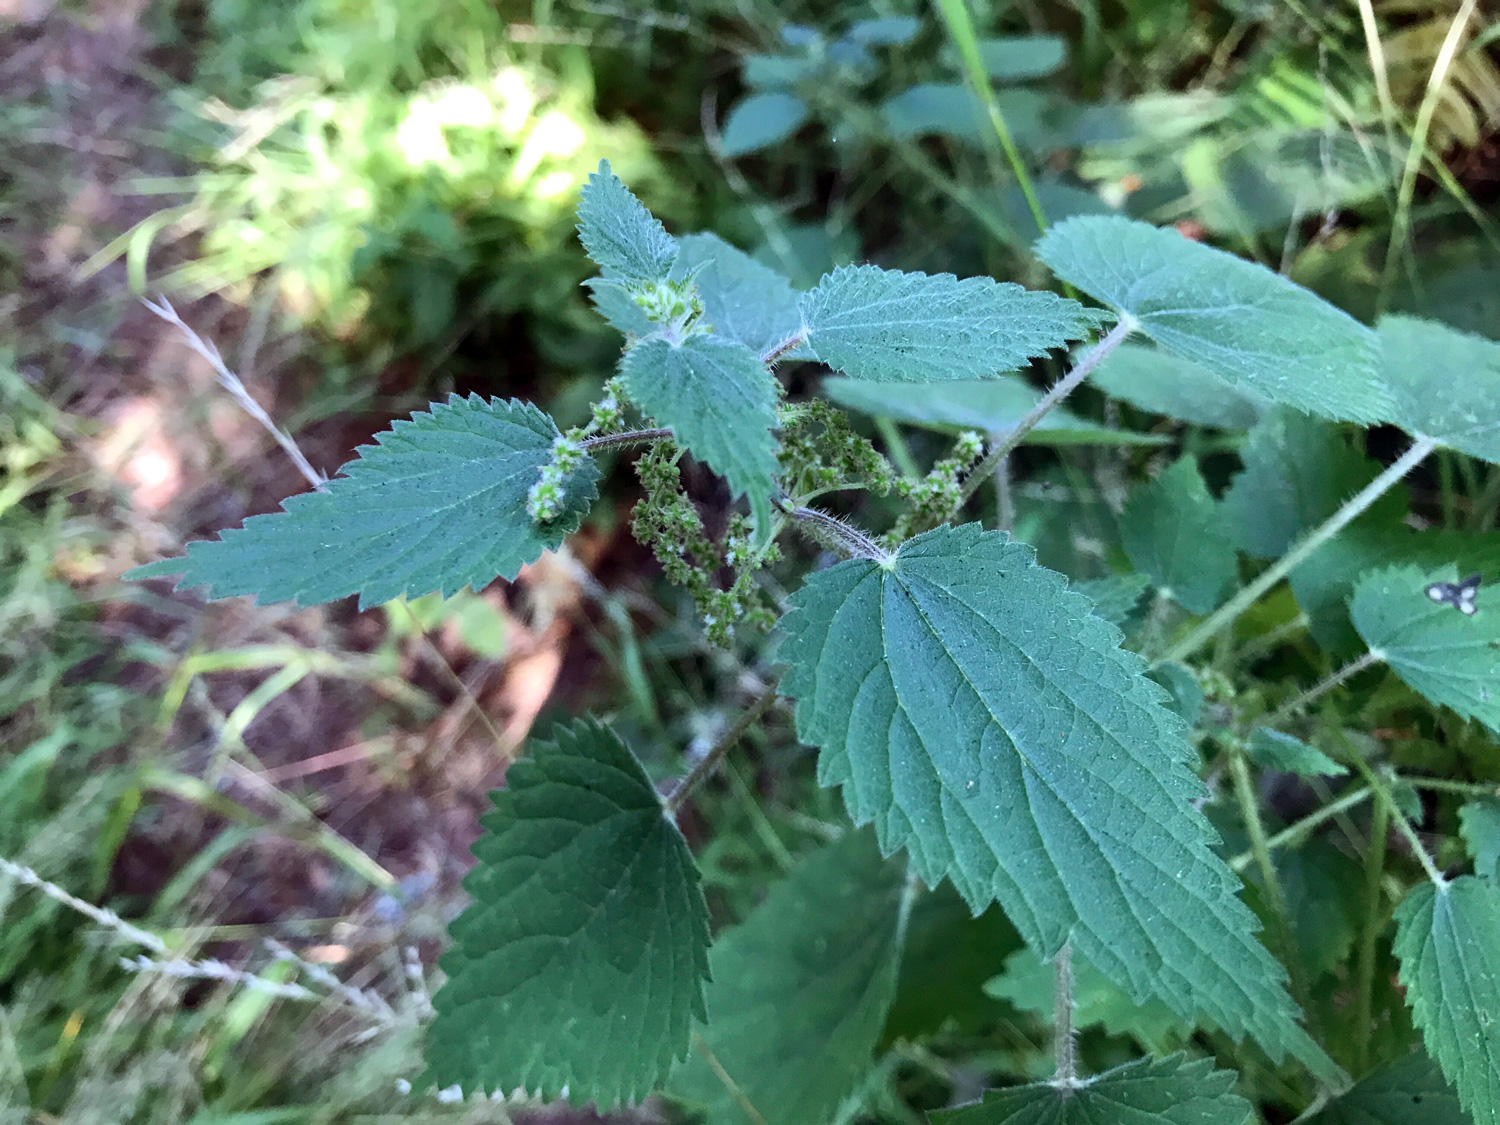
801,265 -> 1103,383
719,92 -> 809,156
668,829 -> 904,1125
1378,315 -> 1500,463
742,53 -> 820,90
585,277 -> 653,338
620,335 -> 780,538
1306,1050 -> 1469,1125
879,84 -> 1053,149
1350,565 -> 1500,733
1460,798 -> 1500,880
1223,407 -> 1408,558
821,375 -> 1170,445
1246,730 -> 1347,778
576,160 -> 677,282
1393,877 -> 1500,1125
932,1054 -> 1251,1125
999,176 -> 1115,233
126,396 -> 599,610
846,16 -> 921,46
674,233 -> 809,357
1075,572 -> 1151,626
777,523 -> 1333,1072
1090,342 -> 1267,429
947,34 -> 1068,81
1036,215 -> 1390,422
1121,458 -> 1238,613
1150,662 -> 1204,727
983,946 -> 1188,1047
424,719 -> 710,1106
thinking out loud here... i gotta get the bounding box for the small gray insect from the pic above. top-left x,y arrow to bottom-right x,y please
1425,572 -> 1481,616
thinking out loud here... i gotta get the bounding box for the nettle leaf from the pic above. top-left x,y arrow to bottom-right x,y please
947,34 -> 1068,82
1276,839 -> 1363,979
673,233 -> 809,357
668,829 -> 904,1125
1350,565 -> 1500,733
1393,877 -> 1500,1125
1307,1050 -> 1469,1125
576,160 -> 677,282
882,83 -> 986,143
1120,458 -> 1238,613
719,91 -> 809,156
425,719 -> 710,1106
1075,572 -> 1152,627
1090,341 -> 1267,429
984,947 -> 1188,1047
777,524 -> 1333,1072
127,396 -> 599,610
1149,662 -> 1204,727
1460,798 -> 1500,880
846,16 -> 922,46
822,375 -> 1169,446
1223,407 -> 1409,559
932,1054 -> 1251,1125
620,335 -> 780,538
1036,215 -> 1389,422
1246,729 -> 1347,778
800,265 -> 1102,382
1379,315 -> 1500,462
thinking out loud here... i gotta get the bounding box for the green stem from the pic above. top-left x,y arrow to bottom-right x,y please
666,681 -> 781,815
1347,754 -> 1447,887
580,427 -> 674,452
1404,777 -> 1500,798
957,316 -> 1137,510
789,506 -> 891,563
876,416 -> 922,481
1227,786 -> 1374,874
1051,941 -> 1079,1089
1229,751 -> 1307,1005
1352,793 -> 1389,1076
1161,435 -> 1439,665
1263,650 -> 1385,728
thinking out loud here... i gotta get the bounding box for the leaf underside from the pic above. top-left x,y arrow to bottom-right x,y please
1036,215 -> 1389,422
126,395 -> 599,610
1120,458 -> 1238,614
668,829 -> 905,1125
777,523 -> 1331,1072
800,264 -> 1103,383
1460,798 -> 1500,881
1378,314 -> 1500,463
425,719 -> 711,1107
1350,564 -> 1500,733
1392,877 -> 1500,1125
1089,341 -> 1267,429
931,1053 -> 1252,1125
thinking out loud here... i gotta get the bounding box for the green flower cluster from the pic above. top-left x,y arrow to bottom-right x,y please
883,430 -> 983,546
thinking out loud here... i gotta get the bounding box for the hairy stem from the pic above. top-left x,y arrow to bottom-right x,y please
957,316 -> 1137,510
1348,754 -> 1447,887
666,680 -> 782,815
1353,793 -> 1389,1075
580,427 -> 675,452
761,329 -> 809,366
1263,650 -> 1386,728
789,506 -> 892,563
1161,434 -> 1439,665
1051,941 -> 1078,1090
1228,786 -> 1374,874
1229,751 -> 1308,1006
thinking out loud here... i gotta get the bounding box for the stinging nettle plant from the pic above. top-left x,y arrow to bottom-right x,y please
132,160 -> 1500,1124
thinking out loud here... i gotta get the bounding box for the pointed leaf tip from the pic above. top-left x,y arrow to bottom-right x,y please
577,159 -> 677,282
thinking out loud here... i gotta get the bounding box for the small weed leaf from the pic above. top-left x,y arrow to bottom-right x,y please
1120,457 -> 1238,614
576,159 -> 678,283
718,91 -> 810,156
846,16 -> 922,47
1393,878 -> 1500,1125
799,264 -> 1104,383
1245,730 -> 1347,778
126,396 -> 599,609
619,334 -> 780,541
1350,564 -> 1500,733
948,34 -> 1068,82
1036,215 -> 1390,422
1460,798 -> 1500,881
823,374 -> 1170,445
777,523 -> 1333,1072
1303,1050 -> 1468,1125
1378,315 -> 1500,463
668,829 -> 904,1125
1074,572 -> 1152,627
672,233 -> 808,357
931,1054 -> 1251,1125
984,946 -> 1189,1047
424,719 -> 711,1107
1090,341 -> 1267,429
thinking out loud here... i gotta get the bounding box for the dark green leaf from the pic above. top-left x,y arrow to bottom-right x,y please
669,829 -> 904,1125
932,1054 -> 1251,1125
1460,798 -> 1500,881
881,85 -> 1052,150
620,335 -> 780,538
576,160 -> 677,282
127,397 -> 599,610
777,524 -> 1335,1073
1075,572 -> 1151,626
1277,839 -> 1362,978
1306,1050 -> 1469,1125
1036,216 -> 1390,422
1350,565 -> 1500,733
1246,730 -> 1347,778
1150,662 -> 1204,727
801,265 -> 1103,383
425,720 -> 710,1105
719,92 -> 809,156
1090,342 -> 1267,429
1378,315 -> 1500,463
1121,458 -> 1238,613
1393,877 -> 1500,1125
